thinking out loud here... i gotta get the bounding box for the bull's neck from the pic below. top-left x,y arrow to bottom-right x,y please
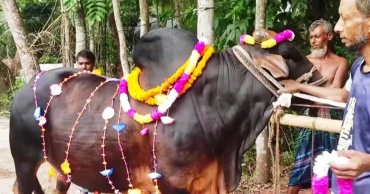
198,47 -> 276,144
191,47 -> 276,191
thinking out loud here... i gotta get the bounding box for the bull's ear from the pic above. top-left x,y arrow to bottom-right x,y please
252,53 -> 289,78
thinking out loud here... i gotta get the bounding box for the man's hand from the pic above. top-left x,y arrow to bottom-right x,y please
278,80 -> 301,93
329,150 -> 370,179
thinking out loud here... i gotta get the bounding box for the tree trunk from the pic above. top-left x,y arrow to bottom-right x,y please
88,25 -> 95,54
196,0 -> 214,45
139,0 -> 149,37
174,0 -> 183,28
61,0 -> 73,67
101,18 -> 107,76
108,14 -> 120,59
0,0 -> 39,82
112,0 -> 130,76
75,0 -> 87,55
108,13 -> 121,77
254,0 -> 270,185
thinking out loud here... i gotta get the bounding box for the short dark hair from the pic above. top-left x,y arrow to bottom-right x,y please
76,49 -> 95,64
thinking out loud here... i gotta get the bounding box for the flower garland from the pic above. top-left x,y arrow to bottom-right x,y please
32,39 -> 212,193
312,150 -> 353,194
60,80 -> 111,180
127,44 -> 213,106
120,40 -> 211,124
35,71 -> 92,180
240,29 -> 295,49
32,71 -> 145,193
99,86 -> 120,193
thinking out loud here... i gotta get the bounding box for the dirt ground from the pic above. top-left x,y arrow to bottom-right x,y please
0,116 -> 312,194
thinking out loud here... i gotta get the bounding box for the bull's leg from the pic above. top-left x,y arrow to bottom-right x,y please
13,160 -> 44,194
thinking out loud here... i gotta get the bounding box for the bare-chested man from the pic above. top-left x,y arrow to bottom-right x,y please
287,19 -> 348,194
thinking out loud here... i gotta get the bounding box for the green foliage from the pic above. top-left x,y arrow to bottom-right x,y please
0,93 -> 11,111
178,0 -> 358,66
85,0 -> 108,26
214,0 -> 255,50
0,23 -> 16,58
241,145 -> 256,176
19,1 -> 55,32
39,55 -> 59,63
0,77 -> 26,111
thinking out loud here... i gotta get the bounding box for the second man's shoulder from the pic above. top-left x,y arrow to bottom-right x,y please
332,54 -> 349,64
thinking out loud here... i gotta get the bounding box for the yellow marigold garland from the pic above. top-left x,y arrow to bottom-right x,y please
127,46 -> 214,105
180,46 -> 213,95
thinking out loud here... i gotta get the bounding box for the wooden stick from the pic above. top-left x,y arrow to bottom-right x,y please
279,114 -> 342,133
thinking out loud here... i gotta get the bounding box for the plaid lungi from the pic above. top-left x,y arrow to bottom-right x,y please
288,108 -> 343,188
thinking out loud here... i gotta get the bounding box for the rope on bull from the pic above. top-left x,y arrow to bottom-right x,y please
268,106 -> 285,194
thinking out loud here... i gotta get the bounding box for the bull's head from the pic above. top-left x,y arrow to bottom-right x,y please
242,29 -> 324,84
217,29 -> 325,192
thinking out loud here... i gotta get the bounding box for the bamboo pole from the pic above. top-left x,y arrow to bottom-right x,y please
279,114 -> 342,133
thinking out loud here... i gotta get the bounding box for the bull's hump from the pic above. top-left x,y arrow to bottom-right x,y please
132,28 -> 199,88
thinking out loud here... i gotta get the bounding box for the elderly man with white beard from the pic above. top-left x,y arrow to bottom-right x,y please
287,19 -> 349,194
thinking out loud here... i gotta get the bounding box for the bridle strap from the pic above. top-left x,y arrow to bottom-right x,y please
232,45 -> 328,99
232,45 -> 281,97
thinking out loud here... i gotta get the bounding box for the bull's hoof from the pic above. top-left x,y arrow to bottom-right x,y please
12,181 -> 18,194
12,187 -> 18,194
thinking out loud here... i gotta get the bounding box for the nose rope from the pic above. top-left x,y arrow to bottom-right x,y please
295,66 -> 316,83
295,65 -> 328,86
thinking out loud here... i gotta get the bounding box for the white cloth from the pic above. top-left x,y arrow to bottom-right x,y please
344,75 -> 352,92
272,93 -> 292,108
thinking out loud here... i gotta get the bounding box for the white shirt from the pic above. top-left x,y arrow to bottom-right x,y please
344,74 -> 352,92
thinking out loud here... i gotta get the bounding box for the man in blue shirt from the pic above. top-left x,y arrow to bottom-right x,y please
279,0 -> 370,192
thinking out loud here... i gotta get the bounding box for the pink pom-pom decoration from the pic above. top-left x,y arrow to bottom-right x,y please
173,73 -> 190,93
127,109 -> 136,118
140,128 -> 149,136
338,178 -> 353,194
119,80 -> 128,94
150,109 -> 163,120
312,174 -> 329,194
239,34 -> 246,44
274,30 -> 294,43
194,41 -> 206,54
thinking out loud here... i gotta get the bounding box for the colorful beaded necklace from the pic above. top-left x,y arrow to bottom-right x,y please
33,39 -> 213,194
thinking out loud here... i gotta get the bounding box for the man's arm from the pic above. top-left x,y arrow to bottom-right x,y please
331,59 -> 349,88
278,80 -> 349,102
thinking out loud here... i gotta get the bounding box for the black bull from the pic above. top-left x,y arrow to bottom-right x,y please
10,28 -> 324,194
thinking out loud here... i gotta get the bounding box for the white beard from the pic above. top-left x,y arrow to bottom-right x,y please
310,45 -> 328,58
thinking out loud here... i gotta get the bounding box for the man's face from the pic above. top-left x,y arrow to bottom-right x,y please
309,25 -> 331,58
334,0 -> 370,51
77,57 -> 94,72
